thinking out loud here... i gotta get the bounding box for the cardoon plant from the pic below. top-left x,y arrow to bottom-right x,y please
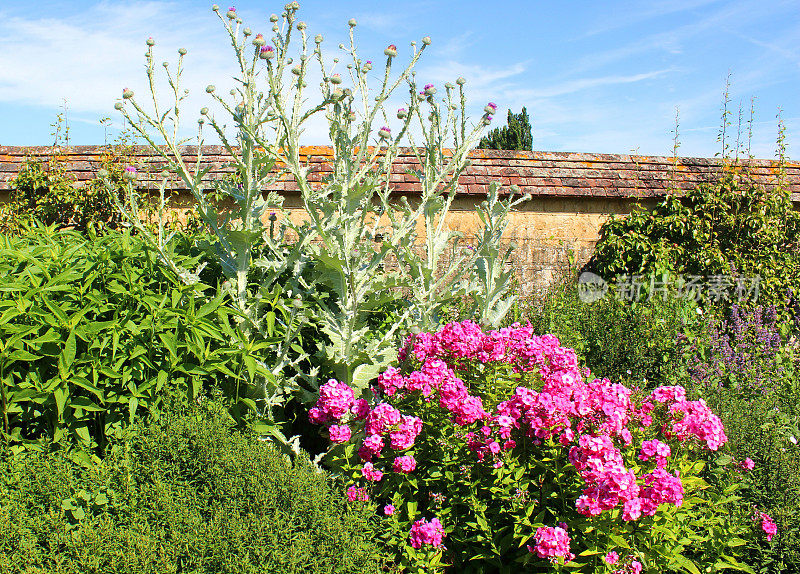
107,2 -> 525,437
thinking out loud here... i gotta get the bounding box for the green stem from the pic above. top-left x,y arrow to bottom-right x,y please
1,366 -> 9,440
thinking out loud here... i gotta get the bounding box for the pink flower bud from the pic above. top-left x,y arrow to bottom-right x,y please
259,45 -> 275,60
378,126 -> 391,139
484,102 -> 497,115
384,44 -> 397,57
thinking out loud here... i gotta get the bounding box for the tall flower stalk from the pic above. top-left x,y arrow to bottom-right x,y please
108,2 -> 525,423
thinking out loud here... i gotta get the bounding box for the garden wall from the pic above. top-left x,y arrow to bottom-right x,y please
1,145 -> 798,290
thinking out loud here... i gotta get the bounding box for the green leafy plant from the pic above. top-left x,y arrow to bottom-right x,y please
517,269 -> 701,388
0,399 -> 390,573
588,171 -> 800,314
0,223 -> 280,458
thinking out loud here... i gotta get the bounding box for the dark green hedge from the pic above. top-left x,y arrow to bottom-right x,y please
0,402 -> 390,573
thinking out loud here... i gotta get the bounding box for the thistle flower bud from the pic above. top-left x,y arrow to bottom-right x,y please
122,88 -> 134,99
200,107 -> 209,115
332,88 -> 344,100
296,21 -> 306,30
178,47 -> 187,55
270,13 -> 279,22
114,102 -> 123,110
291,65 -> 301,75
212,4 -> 219,12
123,166 -> 137,181
253,33 -> 265,46
483,116 -> 492,125
348,18 -> 357,27
206,85 -> 216,93
226,6 -> 236,19
363,60 -> 372,71
259,45 -> 275,59
230,89 -> 237,96
422,36 -> 431,45
243,27 -> 251,36
343,88 -> 352,97
329,73 -> 342,85
315,34 -> 323,43
162,61 -> 169,68
484,102 -> 497,115
456,77 -> 466,85
146,37 -> 155,46
378,126 -> 391,139
272,25 -> 279,32
397,108 -> 408,119
384,44 -> 397,57
423,83 -> 436,96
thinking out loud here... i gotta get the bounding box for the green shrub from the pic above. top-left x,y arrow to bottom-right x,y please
588,171 -> 800,314
0,223 -> 271,456
3,147 -> 139,235
0,401 -> 390,573
516,271 -> 699,387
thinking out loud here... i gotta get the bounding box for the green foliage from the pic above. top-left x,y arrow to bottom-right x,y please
517,271 -> 700,387
4,145 -> 141,235
478,107 -> 533,151
0,223 -> 283,457
0,400 -> 390,573
681,307 -> 800,573
588,172 -> 800,313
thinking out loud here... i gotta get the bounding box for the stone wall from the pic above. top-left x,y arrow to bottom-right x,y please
2,145 -> 798,290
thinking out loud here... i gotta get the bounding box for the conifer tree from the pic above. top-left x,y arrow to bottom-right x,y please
478,107 -> 533,151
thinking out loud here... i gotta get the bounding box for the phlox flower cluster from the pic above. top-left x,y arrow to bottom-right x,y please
309,320 -> 744,557
528,525 -> 574,562
346,485 -> 369,502
409,517 -> 445,549
758,512 -> 777,541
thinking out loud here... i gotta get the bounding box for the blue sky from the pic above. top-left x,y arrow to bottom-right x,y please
0,0 -> 797,159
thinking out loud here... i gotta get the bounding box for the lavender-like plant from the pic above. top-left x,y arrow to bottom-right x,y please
689,304 -> 789,397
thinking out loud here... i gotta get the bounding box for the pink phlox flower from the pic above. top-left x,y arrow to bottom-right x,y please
359,433 -> 384,461
365,402 -> 401,436
376,366 -> 405,397
311,379 -> 355,423
383,504 -> 395,515
389,415 -> 422,450
393,455 -> 416,473
605,551 -> 619,565
361,462 -> 384,482
665,398 -> 727,450
759,512 -> 777,541
409,517 -> 445,549
528,525 -> 574,562
346,485 -> 369,502
328,424 -> 351,443
351,398 -> 370,420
